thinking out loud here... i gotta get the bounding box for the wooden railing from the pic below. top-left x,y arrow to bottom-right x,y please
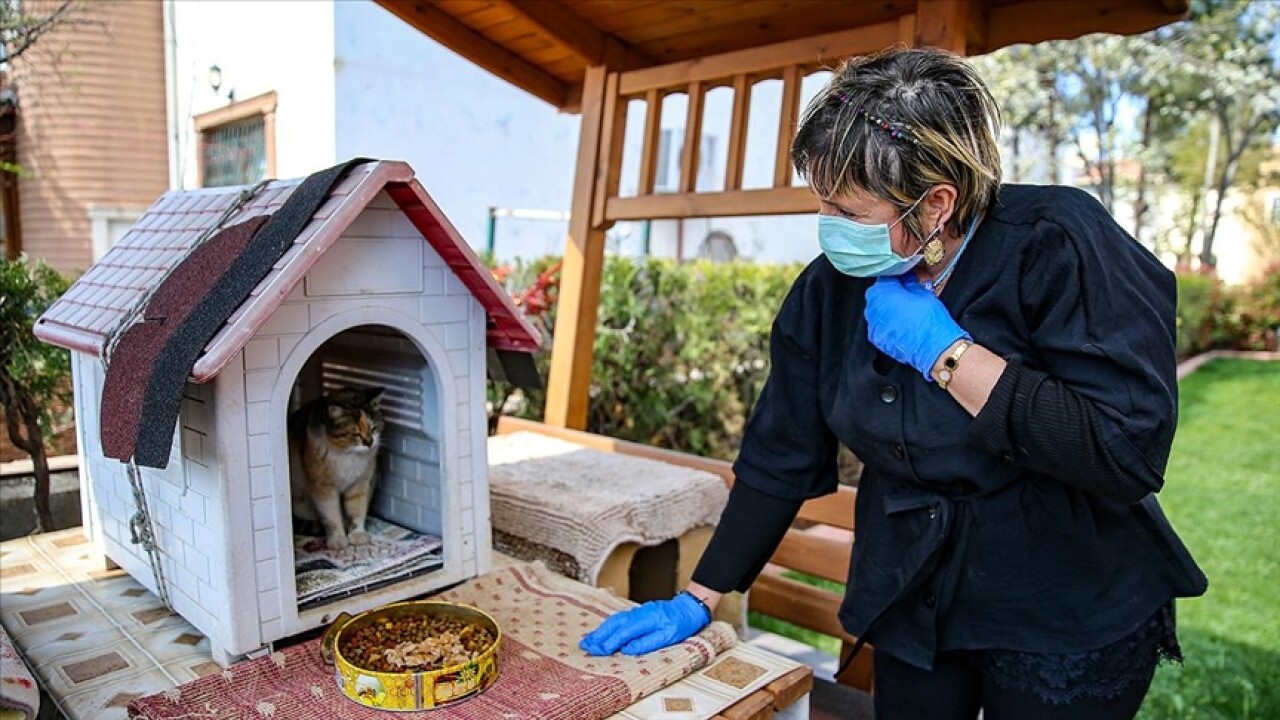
493,416 -> 872,690
589,19 -> 922,228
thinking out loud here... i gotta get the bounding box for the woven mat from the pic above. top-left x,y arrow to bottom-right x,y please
294,517 -> 443,610
128,562 -> 737,720
488,433 -> 729,584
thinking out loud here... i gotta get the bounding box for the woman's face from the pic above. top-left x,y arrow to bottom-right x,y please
816,186 -> 921,259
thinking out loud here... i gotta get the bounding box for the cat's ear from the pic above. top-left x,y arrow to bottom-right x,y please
364,387 -> 386,404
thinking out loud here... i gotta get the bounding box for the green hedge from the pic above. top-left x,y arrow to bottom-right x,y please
489,257 -> 802,460
1176,267 -> 1280,359
490,260 -> 1279,457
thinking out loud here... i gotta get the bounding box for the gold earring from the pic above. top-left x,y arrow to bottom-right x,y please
922,227 -> 945,266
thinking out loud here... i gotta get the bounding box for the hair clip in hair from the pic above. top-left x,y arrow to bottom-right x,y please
833,92 -> 922,147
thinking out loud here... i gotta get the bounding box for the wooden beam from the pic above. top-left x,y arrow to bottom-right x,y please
724,74 -> 751,192
636,89 -> 664,196
914,0 -> 972,54
797,486 -> 857,531
606,186 -> 816,221
836,639 -> 875,691
374,0 -> 570,109
751,566 -> 852,642
774,65 -> 802,188
544,65 -> 610,429
980,0 -> 1188,54
494,0 -> 652,69
592,71 -> 628,230
771,527 -> 852,585
678,81 -> 705,194
619,21 -> 902,95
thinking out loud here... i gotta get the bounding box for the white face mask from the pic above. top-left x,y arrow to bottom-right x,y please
817,191 -> 928,277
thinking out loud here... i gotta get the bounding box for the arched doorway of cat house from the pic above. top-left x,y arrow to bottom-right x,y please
286,323 -> 447,612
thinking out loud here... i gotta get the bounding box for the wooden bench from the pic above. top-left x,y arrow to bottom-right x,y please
495,417 -> 874,693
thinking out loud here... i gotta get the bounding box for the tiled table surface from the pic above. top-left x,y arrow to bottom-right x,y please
1,529 -> 811,720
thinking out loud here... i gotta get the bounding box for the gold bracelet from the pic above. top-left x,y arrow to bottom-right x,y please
935,340 -> 972,390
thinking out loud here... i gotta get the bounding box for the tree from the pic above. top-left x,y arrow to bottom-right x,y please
0,1 -> 83,65
0,257 -> 71,532
1168,1 -> 1280,268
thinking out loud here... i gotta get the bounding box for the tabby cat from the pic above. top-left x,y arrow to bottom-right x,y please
288,386 -> 385,551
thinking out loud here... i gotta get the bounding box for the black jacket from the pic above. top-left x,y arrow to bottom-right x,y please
692,184 -> 1208,670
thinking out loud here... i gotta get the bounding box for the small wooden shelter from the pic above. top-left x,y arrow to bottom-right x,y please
376,0 -> 1189,690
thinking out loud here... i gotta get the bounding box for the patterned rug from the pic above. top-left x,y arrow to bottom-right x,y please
294,517 -> 443,610
129,562 -> 738,720
488,432 -> 728,584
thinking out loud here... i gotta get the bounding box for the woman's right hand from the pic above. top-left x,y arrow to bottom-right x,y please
579,592 -> 712,656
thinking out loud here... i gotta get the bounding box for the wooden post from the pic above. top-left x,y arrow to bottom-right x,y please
913,0 -> 972,54
545,66 -> 611,429
773,65 -> 802,188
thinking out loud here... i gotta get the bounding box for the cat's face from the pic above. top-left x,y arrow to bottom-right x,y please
321,387 -> 384,452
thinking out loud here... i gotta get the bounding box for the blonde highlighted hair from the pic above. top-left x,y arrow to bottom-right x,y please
792,47 -> 1003,240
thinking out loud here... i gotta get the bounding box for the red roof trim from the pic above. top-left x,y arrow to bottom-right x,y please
385,180 -> 542,353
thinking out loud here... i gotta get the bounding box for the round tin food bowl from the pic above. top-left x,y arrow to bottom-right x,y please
321,600 -> 501,711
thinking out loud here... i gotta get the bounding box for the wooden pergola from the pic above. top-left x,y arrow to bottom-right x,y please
376,0 -> 1188,430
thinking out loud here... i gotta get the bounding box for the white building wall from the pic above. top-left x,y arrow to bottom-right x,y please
333,1 -> 580,261
169,0 -> 337,189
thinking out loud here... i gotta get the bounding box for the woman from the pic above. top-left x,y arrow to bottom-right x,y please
580,47 -> 1207,719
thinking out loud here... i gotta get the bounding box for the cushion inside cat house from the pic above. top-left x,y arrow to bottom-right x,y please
34,160 -> 541,666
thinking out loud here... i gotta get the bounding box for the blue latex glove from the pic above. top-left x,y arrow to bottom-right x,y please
864,274 -> 969,380
579,592 -> 711,656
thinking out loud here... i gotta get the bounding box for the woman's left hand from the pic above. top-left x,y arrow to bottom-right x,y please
864,274 -> 969,380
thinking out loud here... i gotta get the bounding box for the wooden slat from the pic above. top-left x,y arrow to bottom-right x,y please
713,690 -> 774,720
766,666 -> 815,710
496,0 -> 653,69
374,0 -> 569,108
897,12 -> 917,45
592,71 -> 628,229
636,89 -> 664,196
750,566 -> 853,642
641,5 -> 895,62
980,0 -> 1188,54
913,0 -> 972,54
496,0 -> 605,63
678,81 -> 705,194
605,186 -> 816,221
619,21 -> 901,94
773,65 -> 802,188
544,65 -> 610,428
723,74 -> 751,192
771,527 -> 852,584
495,416 -> 736,484
797,486 -> 856,531
836,639 -> 875,691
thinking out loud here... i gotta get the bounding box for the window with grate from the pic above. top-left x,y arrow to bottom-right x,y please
201,117 -> 267,187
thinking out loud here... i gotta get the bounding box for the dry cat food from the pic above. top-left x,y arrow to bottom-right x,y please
341,615 -> 496,673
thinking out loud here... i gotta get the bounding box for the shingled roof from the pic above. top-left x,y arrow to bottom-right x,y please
35,160 -> 541,382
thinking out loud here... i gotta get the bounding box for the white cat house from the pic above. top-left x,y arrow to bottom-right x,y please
34,160 -> 541,665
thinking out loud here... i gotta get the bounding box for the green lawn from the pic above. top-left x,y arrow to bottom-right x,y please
1139,359 -> 1280,720
747,359 -> 1280,718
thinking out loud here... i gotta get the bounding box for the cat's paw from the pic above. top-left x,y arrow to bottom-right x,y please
326,533 -> 350,552
349,529 -> 371,546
